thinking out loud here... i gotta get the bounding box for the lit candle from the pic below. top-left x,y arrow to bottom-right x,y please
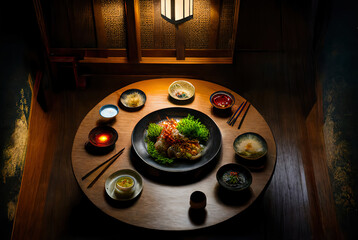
98,134 -> 109,143
96,133 -> 111,145
88,126 -> 118,148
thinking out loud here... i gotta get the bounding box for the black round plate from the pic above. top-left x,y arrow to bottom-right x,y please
131,107 -> 222,173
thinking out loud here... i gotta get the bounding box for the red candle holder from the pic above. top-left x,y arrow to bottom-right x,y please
88,126 -> 118,148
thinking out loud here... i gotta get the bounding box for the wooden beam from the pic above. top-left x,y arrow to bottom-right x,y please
32,0 -> 50,54
232,0 -> 241,57
125,0 -> 142,63
50,48 -> 233,58
92,0 -> 107,48
209,0 -> 221,49
175,24 -> 185,60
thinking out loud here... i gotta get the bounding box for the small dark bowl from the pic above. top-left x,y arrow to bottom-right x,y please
119,89 -> 146,112
233,132 -> 268,160
216,163 -> 252,192
210,91 -> 235,110
88,126 -> 118,148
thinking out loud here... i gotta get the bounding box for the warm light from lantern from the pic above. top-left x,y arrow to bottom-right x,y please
161,0 -> 193,24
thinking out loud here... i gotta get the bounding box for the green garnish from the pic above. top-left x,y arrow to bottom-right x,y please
223,171 -> 244,185
146,123 -> 163,142
146,141 -> 174,164
177,114 -> 210,142
145,114 -> 209,164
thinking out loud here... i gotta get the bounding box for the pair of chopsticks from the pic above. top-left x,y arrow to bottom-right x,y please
82,147 -> 125,188
227,100 -> 251,129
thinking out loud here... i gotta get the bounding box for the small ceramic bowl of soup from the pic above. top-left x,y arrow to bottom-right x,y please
233,132 -> 268,160
115,175 -> 136,194
210,91 -> 235,110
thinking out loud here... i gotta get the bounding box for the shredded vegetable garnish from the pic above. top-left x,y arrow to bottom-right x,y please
145,114 -> 210,164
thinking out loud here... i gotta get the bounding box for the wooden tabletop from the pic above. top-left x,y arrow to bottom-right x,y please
71,78 -> 276,230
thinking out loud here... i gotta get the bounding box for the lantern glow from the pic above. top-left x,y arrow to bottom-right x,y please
161,0 -> 193,24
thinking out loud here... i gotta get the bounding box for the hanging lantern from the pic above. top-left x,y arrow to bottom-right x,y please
161,0 -> 194,24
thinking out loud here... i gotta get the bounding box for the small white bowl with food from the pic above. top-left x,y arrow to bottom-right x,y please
105,169 -> 143,201
168,80 -> 195,103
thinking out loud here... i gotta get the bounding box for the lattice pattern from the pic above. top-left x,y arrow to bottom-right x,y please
161,17 -> 176,49
102,0 -> 234,50
183,0 -> 210,49
101,0 -> 127,48
139,0 -> 176,49
140,0 -> 155,49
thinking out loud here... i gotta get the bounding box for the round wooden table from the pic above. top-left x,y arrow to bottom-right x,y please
71,78 -> 276,230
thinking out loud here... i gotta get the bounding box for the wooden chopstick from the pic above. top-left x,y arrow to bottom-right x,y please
230,100 -> 248,126
227,101 -> 244,125
238,103 -> 251,129
87,149 -> 124,189
82,147 -> 125,181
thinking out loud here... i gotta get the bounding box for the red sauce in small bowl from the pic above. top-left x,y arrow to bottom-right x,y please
212,93 -> 233,108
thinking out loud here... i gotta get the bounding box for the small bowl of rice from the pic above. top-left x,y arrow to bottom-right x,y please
233,132 -> 268,160
119,89 -> 146,111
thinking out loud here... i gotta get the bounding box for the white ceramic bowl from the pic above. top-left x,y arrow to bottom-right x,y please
168,80 -> 195,101
99,104 -> 119,119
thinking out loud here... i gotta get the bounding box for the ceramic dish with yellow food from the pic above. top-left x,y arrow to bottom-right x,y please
233,132 -> 268,160
105,169 -> 143,201
168,80 -> 195,101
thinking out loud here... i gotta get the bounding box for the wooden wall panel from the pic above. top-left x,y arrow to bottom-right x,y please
46,0 -> 96,48
236,0 -> 282,50
68,0 -> 96,48
92,0 -> 107,48
125,0 -> 142,62
209,0 -> 221,49
48,0 -> 72,47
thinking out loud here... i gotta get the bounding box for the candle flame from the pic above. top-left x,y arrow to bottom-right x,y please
98,135 -> 109,143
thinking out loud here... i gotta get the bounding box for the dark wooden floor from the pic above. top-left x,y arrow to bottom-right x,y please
11,0 -> 345,239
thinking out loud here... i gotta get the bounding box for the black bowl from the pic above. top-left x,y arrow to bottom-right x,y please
119,89 -> 146,111
88,126 -> 118,148
216,163 -> 252,192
